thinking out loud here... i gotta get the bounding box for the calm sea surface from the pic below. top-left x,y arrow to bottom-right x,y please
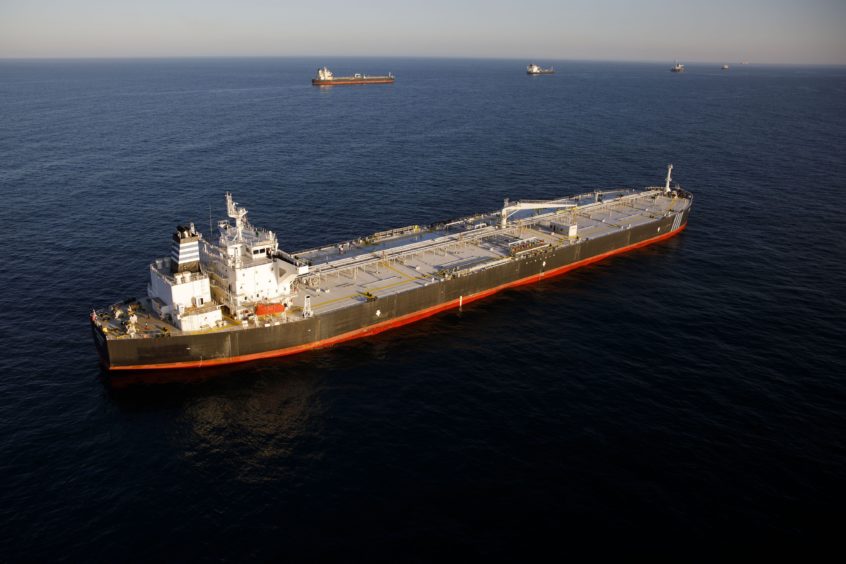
1,58 -> 844,559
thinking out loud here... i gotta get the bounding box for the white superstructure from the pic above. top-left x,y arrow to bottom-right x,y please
147,193 -> 299,331
204,193 -> 299,317
316,66 -> 334,81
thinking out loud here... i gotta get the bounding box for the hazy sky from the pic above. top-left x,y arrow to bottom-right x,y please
1,0 -> 844,64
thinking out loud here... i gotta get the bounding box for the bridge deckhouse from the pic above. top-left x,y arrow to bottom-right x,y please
208,193 -> 298,317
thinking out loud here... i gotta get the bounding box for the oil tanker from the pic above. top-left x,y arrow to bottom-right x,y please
311,66 -> 394,86
91,166 -> 692,372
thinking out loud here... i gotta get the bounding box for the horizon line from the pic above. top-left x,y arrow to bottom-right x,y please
1,55 -> 844,67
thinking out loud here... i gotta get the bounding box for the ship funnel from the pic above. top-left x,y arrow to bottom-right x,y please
171,224 -> 201,273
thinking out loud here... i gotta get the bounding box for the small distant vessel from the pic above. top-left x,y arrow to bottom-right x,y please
671,61 -> 685,73
312,66 -> 394,86
527,63 -> 554,75
721,64 -> 730,70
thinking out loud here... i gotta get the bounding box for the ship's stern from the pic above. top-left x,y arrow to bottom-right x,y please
90,315 -> 111,368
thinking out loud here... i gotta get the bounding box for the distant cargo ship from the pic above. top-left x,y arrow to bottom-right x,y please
671,61 -> 685,72
311,66 -> 394,86
721,64 -> 730,70
527,63 -> 554,75
91,166 -> 692,372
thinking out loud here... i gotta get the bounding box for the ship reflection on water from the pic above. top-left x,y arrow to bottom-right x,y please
182,378 -> 324,482
103,354 -> 332,473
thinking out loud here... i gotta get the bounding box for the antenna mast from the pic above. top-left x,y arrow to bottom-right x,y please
225,192 -> 248,240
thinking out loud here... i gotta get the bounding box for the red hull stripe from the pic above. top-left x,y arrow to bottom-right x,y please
110,223 -> 686,371
312,79 -> 394,85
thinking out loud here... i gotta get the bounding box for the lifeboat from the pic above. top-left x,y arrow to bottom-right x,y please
255,303 -> 285,316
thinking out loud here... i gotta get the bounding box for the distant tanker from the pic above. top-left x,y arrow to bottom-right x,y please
527,63 -> 555,75
311,66 -> 394,86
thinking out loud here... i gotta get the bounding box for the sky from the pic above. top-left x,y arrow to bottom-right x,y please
1,0 -> 844,64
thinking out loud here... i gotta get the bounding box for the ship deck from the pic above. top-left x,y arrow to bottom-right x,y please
289,188 -> 688,316
95,188 -> 690,340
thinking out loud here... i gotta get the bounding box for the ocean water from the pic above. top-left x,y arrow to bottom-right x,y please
1,58 -> 844,559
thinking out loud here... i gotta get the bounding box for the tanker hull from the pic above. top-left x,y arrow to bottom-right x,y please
98,208 -> 690,373
311,77 -> 394,86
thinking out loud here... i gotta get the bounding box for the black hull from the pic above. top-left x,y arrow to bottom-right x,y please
97,209 -> 690,372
